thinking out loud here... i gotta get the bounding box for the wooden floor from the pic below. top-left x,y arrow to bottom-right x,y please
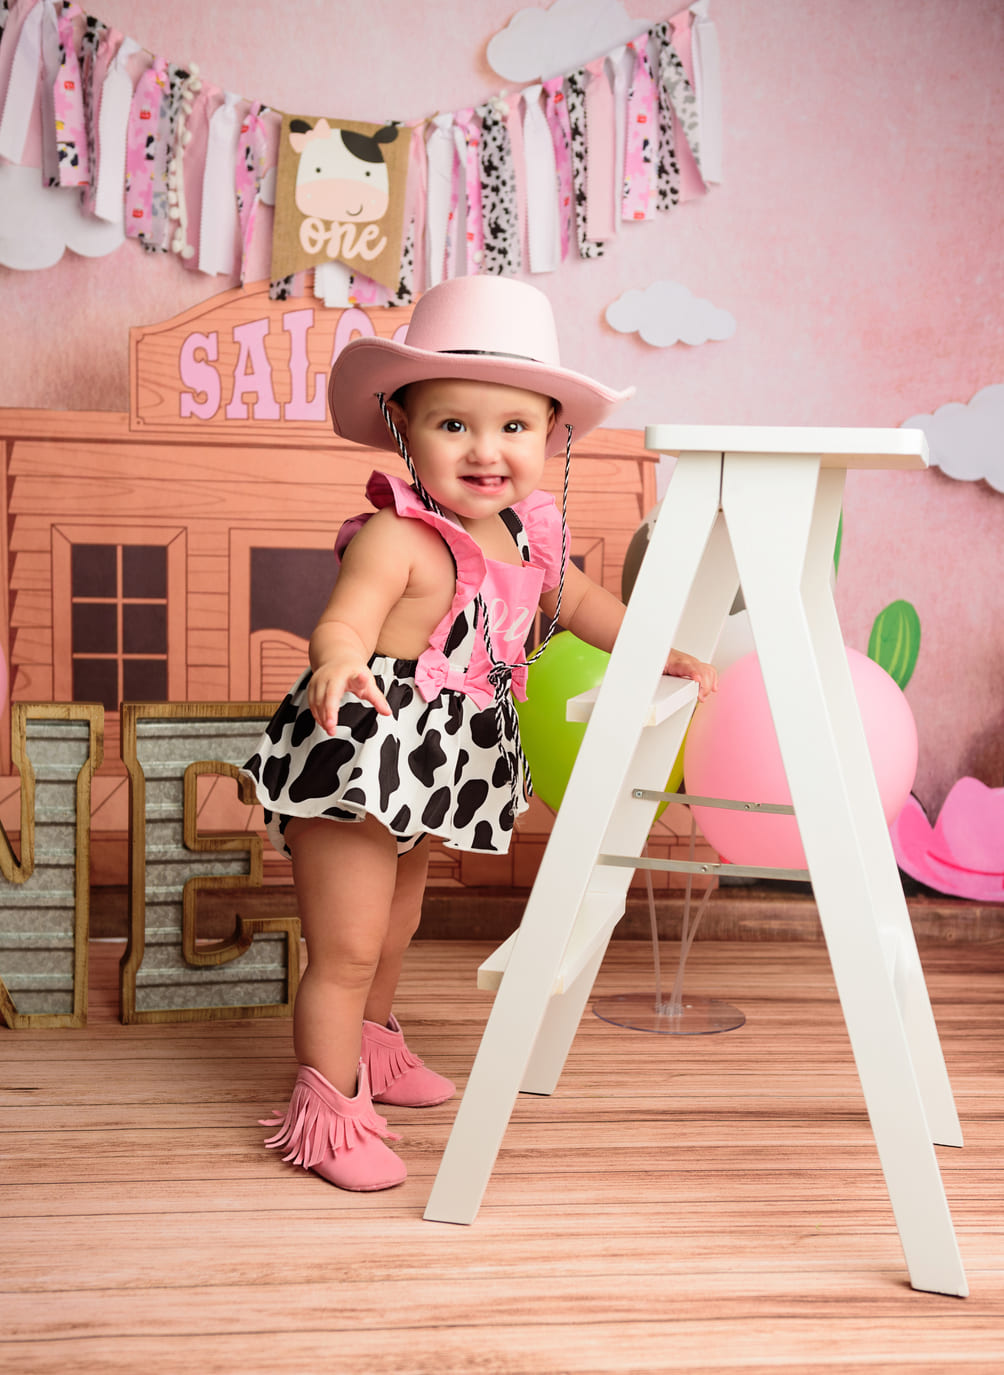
2,936 -> 1003,1374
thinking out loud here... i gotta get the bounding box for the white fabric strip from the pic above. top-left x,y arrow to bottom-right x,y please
521,83 -> 559,273
690,0 -> 722,182
0,0 -> 43,163
313,261 -> 352,308
425,112 -> 456,287
609,43 -> 633,236
198,89 -> 240,275
92,36 -> 139,223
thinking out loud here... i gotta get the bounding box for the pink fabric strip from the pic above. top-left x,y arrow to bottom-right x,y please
53,2 -> 88,187
123,57 -> 164,242
542,75 -> 573,261
584,58 -> 616,241
621,37 -> 657,222
236,100 -> 268,282
454,106 -> 484,274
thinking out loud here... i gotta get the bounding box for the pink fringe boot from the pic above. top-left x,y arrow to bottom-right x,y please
361,1014 -> 456,1107
261,1061 -> 406,1191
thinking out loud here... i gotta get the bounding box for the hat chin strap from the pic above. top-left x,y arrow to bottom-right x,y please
376,392 -> 572,810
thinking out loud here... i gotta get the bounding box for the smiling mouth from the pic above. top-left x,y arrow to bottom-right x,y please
461,475 -> 507,491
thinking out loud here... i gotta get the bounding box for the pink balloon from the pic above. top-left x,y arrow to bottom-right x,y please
683,649 -> 918,869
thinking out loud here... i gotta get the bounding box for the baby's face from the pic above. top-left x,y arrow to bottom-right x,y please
391,379 -> 556,524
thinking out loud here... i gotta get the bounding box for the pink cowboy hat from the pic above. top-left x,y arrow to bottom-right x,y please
327,275 -> 634,452
891,776 -> 1004,902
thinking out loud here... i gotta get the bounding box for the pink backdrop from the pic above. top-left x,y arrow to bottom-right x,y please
1,0 -> 1001,816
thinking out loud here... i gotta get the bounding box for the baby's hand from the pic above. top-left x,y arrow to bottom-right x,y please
664,650 -> 718,702
308,657 -> 392,735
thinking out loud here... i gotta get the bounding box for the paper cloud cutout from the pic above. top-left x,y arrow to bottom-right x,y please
605,280 -> 737,347
0,164 -> 124,270
487,0 -> 649,83
903,384 -> 1004,494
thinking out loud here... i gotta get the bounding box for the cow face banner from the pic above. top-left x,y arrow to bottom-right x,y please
271,116 -> 412,290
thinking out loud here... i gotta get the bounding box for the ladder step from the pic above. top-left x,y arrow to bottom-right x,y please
477,890 -> 625,995
566,675 -> 698,727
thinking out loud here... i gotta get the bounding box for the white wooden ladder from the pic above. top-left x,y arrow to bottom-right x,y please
424,425 -> 967,1299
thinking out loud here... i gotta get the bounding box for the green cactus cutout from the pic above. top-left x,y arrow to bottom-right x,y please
868,599 -> 921,689
833,510 -> 843,575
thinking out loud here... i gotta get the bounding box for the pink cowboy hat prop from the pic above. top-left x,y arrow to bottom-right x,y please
891,776 -> 1004,902
327,275 -> 634,452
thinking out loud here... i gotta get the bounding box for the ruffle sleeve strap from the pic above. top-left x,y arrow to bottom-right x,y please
512,489 -> 569,593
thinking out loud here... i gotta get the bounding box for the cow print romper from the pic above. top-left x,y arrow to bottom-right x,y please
241,471 -> 566,858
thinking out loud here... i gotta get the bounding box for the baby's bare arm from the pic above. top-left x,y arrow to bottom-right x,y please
540,565 -> 718,700
307,513 -> 414,733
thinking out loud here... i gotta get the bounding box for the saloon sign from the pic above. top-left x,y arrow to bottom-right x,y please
129,279 -> 413,436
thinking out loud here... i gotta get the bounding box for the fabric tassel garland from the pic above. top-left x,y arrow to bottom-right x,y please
521,82 -> 560,273
655,18 -> 703,187
425,111 -> 458,288
564,68 -> 605,259
91,33 -> 137,223
621,35 -> 657,222
584,58 -> 616,241
122,55 -> 163,243
689,0 -> 722,183
0,0 -> 44,165
52,2 -> 88,187
78,11 -> 106,211
235,99 -> 268,282
542,75 -> 573,261
167,63 -> 201,260
650,23 -> 682,210
454,105 -> 484,275
198,89 -> 241,275
476,95 -> 520,276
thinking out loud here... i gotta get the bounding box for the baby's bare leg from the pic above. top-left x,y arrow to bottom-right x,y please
364,836 -> 430,1029
286,814 -> 398,1096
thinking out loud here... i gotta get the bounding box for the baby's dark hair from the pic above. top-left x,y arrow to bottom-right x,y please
388,383 -> 560,416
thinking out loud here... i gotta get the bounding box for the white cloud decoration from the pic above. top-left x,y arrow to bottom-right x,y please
0,164 -> 124,270
486,0 -> 649,83
605,280 -> 737,347
903,385 -> 1004,494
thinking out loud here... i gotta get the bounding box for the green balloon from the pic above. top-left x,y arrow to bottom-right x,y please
516,631 -> 685,812
516,632 -> 610,810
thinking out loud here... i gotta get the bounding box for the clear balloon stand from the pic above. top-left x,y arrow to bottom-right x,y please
593,818 -> 746,1035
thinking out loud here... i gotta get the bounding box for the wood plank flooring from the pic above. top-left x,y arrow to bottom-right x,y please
2,936 -> 1003,1374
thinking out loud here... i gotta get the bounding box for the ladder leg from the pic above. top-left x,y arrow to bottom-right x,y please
802,471 -> 962,1147
521,936 -> 613,1095
724,456 -> 967,1297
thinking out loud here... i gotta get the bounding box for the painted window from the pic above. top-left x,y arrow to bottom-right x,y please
70,544 -> 169,710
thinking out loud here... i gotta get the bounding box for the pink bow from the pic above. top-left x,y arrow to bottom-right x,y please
415,654 -> 493,710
